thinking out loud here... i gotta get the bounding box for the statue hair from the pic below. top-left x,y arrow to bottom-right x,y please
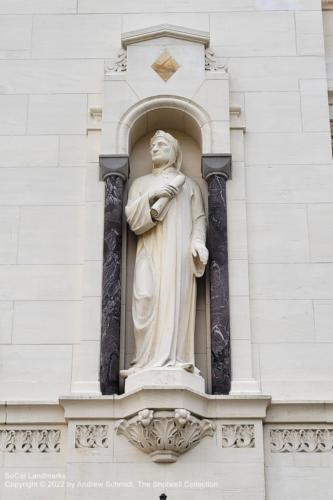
151,130 -> 183,171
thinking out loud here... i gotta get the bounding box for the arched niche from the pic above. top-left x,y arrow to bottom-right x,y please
121,104 -> 211,392
97,25 -> 259,397
116,95 -> 212,155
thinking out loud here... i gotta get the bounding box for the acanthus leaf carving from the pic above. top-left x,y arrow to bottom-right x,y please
222,425 -> 255,448
105,49 -> 127,75
0,429 -> 61,453
75,425 -> 109,449
205,48 -> 228,73
270,428 -> 333,453
116,409 -> 216,463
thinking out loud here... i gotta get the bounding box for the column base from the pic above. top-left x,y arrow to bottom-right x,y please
230,379 -> 261,395
124,368 -> 205,394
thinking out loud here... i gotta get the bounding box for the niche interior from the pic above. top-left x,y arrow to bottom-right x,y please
120,106 -> 211,392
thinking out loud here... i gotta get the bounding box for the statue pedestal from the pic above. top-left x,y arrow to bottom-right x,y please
124,368 -> 205,394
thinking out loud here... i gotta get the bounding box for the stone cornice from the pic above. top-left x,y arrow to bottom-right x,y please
121,24 -> 210,47
3,397 -> 333,424
1,402 -> 65,424
59,389 -> 271,420
266,401 -> 333,423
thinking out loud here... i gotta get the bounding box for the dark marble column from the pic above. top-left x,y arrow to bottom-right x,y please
202,155 -> 232,395
99,155 -> 129,395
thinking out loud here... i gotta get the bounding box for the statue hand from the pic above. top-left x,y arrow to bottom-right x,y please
149,184 -> 179,205
191,241 -> 208,266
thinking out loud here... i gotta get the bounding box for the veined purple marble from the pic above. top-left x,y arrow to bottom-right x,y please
202,155 -> 232,395
99,156 -> 129,395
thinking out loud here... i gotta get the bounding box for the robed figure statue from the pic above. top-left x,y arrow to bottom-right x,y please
122,130 -> 208,380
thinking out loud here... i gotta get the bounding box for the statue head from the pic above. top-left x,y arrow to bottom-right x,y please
150,130 -> 182,170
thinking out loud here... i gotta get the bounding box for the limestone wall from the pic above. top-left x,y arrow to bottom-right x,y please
0,2 -> 333,498
0,0 -> 331,402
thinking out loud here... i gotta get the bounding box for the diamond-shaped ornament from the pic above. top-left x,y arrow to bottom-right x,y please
151,49 -> 180,82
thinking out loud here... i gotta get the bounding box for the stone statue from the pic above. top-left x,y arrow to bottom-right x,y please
121,130 -> 208,381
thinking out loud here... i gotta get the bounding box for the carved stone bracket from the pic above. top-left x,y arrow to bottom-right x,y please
116,409 -> 216,463
205,48 -> 228,73
222,425 -> 255,448
99,155 -> 129,395
202,155 -> 232,395
75,425 -> 109,449
0,429 -> 61,453
105,49 -> 127,75
270,428 -> 333,453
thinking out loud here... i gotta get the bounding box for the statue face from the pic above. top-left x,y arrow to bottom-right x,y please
150,137 -> 173,167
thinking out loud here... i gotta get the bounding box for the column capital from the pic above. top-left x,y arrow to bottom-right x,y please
201,154 -> 232,181
99,155 -> 129,182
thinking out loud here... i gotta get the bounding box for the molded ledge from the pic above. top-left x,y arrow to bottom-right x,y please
4,397 -> 333,424
121,24 -> 210,47
59,388 -> 271,420
266,401 -> 333,423
2,402 -> 65,424
0,402 -> 6,424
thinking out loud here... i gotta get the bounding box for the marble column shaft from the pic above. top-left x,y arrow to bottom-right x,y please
202,155 -> 232,395
99,156 -> 129,395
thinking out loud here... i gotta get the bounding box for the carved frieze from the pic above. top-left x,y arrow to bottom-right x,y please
222,425 -> 255,448
0,429 -> 61,453
75,425 -> 109,449
270,428 -> 333,453
116,409 -> 216,462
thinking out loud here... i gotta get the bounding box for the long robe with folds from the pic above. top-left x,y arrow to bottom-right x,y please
124,166 -> 207,375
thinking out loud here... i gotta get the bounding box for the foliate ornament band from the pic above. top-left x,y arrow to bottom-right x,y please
222,425 -> 255,448
75,425 -> 109,449
270,428 -> 333,453
116,409 -> 216,463
0,429 -> 61,453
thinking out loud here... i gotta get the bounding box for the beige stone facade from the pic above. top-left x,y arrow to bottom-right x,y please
0,1 -> 333,499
